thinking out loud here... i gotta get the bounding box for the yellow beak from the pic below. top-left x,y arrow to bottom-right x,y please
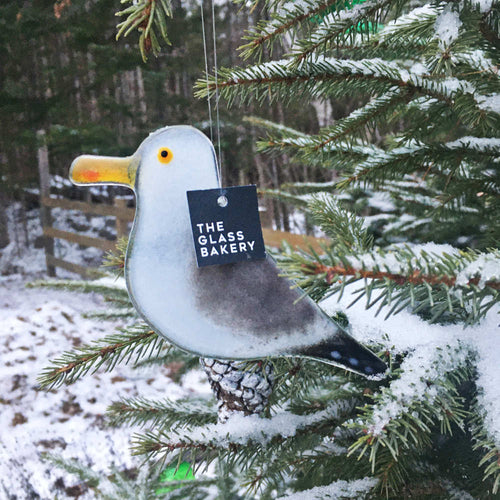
69,155 -> 138,188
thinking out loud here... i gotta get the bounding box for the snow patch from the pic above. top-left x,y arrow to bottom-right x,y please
434,5 -> 462,48
476,94 -> 500,114
0,276 -> 210,498
456,254 -> 500,287
168,400 -> 355,448
277,477 -> 378,499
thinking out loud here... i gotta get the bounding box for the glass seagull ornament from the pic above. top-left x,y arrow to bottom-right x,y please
70,126 -> 387,377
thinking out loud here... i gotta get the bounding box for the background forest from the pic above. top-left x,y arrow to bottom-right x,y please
0,0 -> 329,245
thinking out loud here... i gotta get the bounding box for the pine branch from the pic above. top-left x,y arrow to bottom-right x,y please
308,260 -> 500,291
257,139 -> 384,173
470,395 -> 500,493
28,278 -> 130,302
38,324 -> 163,389
256,89 -> 411,157
239,0 -> 346,60
281,240 -> 500,322
107,397 -> 217,429
472,425 -> 500,494
83,308 -> 138,320
243,115 -> 307,139
290,0 -> 403,63
103,237 -> 128,278
374,5 -> 438,47
349,347 -> 472,493
132,399 -> 358,463
195,57 -> 471,108
338,138 -> 500,188
308,194 -> 374,251
116,0 -> 172,61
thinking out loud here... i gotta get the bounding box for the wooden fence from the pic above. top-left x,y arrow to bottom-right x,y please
39,194 -> 326,278
40,196 -> 134,277
37,132 -> 326,278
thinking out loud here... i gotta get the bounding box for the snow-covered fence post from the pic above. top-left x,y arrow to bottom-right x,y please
36,129 -> 56,277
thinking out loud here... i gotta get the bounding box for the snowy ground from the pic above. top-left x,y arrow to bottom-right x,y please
0,274 -> 211,499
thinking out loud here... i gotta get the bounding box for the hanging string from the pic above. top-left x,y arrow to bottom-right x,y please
200,1 -> 213,145
200,0 -> 224,193
210,0 -> 223,190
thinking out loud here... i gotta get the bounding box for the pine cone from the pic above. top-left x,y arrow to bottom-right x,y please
200,358 -> 274,422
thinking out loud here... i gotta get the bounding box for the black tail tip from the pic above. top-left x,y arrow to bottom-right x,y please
298,336 -> 388,377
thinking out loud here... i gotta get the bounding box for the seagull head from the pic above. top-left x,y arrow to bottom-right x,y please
69,126 -> 219,197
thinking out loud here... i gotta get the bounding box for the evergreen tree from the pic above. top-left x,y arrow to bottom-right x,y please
38,0 -> 500,497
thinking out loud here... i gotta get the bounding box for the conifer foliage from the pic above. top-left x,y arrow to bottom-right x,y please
39,0 -> 500,497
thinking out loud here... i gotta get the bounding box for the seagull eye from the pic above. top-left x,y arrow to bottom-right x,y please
158,147 -> 173,164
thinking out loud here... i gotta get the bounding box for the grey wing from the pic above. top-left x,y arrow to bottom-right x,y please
192,256 -> 387,376
192,256 -> 321,337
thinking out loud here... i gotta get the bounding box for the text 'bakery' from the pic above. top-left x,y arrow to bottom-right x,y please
195,221 -> 256,257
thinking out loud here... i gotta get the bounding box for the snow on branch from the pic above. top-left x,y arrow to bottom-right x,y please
433,4 -> 462,48
376,4 -> 438,43
239,0 -> 341,60
340,137 -> 499,186
258,89 -> 408,155
285,242 -> 500,324
451,49 -> 499,75
277,477 -> 378,499
259,135 -> 384,158
291,0 -> 395,62
476,94 -> 500,114
308,246 -> 500,291
445,136 -> 500,151
358,339 -> 470,437
133,399 -> 357,458
196,55 -> 480,107
107,396 -> 217,429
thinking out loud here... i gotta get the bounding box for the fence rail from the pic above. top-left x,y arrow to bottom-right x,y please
39,197 -> 326,278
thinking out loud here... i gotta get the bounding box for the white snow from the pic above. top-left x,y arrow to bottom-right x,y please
165,399 -> 356,448
456,253 -> 500,287
366,191 -> 396,212
434,5 -> 462,48
476,94 -> 500,114
277,477 -> 378,499
453,49 -> 497,74
0,275 -> 210,498
472,0 -> 494,12
475,323 -> 500,446
343,242 -> 459,277
445,136 -> 500,152
377,5 -> 437,42
319,277 -> 500,441
409,62 -> 428,76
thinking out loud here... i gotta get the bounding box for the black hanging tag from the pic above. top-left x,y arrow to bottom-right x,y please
187,185 -> 266,267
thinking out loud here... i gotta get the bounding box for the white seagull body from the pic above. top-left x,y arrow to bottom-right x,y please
70,126 -> 387,376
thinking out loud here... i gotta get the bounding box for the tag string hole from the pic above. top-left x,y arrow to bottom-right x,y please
217,195 -> 228,208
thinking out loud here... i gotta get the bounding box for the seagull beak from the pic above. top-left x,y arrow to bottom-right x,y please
69,154 -> 138,189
